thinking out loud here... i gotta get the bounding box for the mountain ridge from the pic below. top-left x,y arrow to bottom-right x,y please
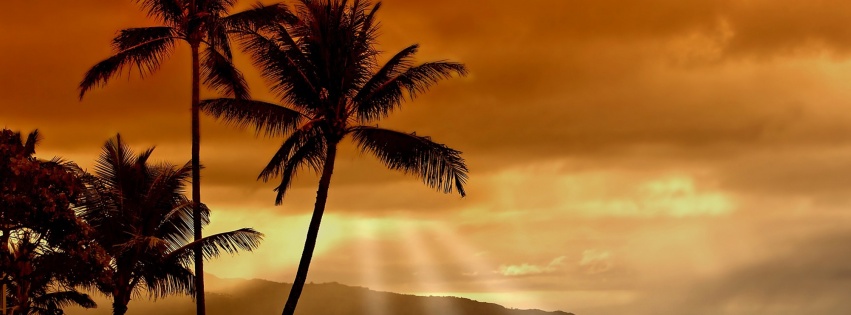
66,276 -> 574,315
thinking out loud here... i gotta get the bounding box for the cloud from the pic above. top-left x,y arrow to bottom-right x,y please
9,0 -> 851,199
472,162 -> 735,219
579,250 -> 613,275
614,228 -> 851,315
497,256 -> 566,277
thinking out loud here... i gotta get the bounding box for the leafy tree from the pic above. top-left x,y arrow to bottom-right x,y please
0,129 -> 104,315
77,135 -> 263,315
78,2 -> 290,313
199,1 -> 468,314
3,237 -> 99,315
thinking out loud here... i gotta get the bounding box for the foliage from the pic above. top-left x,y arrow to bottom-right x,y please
79,0 -> 293,100
78,3 -> 291,314
201,0 -> 469,203
0,129 -> 104,315
76,135 -> 263,315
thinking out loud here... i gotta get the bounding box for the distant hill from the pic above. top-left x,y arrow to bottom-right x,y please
66,277 -> 574,315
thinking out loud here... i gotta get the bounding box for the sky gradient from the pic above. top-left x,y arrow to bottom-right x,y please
4,1 -> 851,314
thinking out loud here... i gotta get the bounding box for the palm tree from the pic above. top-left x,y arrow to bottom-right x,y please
199,1 -> 468,314
78,2 -> 290,313
77,135 -> 263,315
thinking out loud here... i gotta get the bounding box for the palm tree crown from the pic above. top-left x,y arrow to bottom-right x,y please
78,135 -> 263,315
79,0 -> 291,99
202,0 -> 468,203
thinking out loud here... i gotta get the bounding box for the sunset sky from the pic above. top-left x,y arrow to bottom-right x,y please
4,1 -> 851,314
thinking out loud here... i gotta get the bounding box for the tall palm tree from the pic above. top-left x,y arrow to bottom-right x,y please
77,135 -> 263,315
199,1 -> 468,314
78,2 -> 290,314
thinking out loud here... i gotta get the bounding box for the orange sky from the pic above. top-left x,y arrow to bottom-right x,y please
4,1 -> 851,314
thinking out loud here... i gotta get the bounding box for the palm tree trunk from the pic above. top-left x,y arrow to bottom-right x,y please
14,284 -> 27,315
281,141 -> 339,315
111,296 -> 128,315
0,229 -> 9,261
190,42 -> 206,315
1,231 -> 6,315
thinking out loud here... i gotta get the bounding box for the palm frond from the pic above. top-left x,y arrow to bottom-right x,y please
350,126 -> 467,196
94,134 -> 134,189
200,98 -> 305,136
201,45 -> 249,99
93,134 -> 155,193
156,199 -> 208,248
116,235 -> 170,257
353,43 -> 417,104
142,262 -> 195,298
31,291 -> 97,310
134,0 -> 184,25
258,126 -> 315,183
270,130 -> 327,205
354,2 -> 381,45
256,123 -> 326,203
207,21 -> 234,59
222,3 -> 296,30
234,24 -> 318,110
79,35 -> 177,99
355,61 -> 467,122
167,228 -> 264,265
112,26 -> 177,51
198,0 -> 237,16
143,161 -> 192,209
349,1 -> 381,81
291,0 -> 368,102
23,129 -> 41,156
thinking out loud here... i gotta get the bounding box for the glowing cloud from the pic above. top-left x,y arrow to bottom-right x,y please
483,161 -> 736,219
498,256 -> 566,277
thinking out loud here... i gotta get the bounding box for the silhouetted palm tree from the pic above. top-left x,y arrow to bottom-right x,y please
199,2 -> 468,314
78,2 -> 289,313
77,135 -> 263,315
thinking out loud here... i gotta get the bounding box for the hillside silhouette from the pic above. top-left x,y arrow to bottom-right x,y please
65,276 -> 573,315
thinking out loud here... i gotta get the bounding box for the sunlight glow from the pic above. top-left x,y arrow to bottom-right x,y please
428,224 -> 549,310
483,162 -> 735,218
398,219 -> 459,315
203,210 -> 352,279
355,220 -> 388,315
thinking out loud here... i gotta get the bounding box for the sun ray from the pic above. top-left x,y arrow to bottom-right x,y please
354,219 -> 388,315
398,218 -> 459,315
427,223 -> 549,310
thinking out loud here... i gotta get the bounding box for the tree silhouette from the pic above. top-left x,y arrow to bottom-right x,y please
0,129 -> 103,315
3,238 -> 99,315
199,2 -> 468,315
76,135 -> 263,315
78,2 -> 289,314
